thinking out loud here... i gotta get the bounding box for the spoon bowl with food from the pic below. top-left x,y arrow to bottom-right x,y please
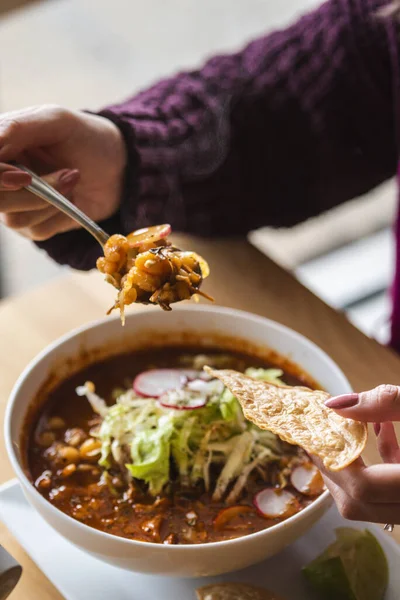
15,164 -> 212,322
97,224 -> 212,322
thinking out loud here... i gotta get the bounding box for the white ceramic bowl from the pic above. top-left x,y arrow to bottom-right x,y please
5,305 -> 351,577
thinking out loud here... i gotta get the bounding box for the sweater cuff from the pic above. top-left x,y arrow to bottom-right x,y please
96,108 -> 141,230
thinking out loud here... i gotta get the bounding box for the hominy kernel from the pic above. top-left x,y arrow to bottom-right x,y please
35,471 -> 52,490
65,427 -> 87,447
104,261 -> 117,275
59,445 -> 80,465
37,431 -> 56,448
96,257 -> 107,272
79,438 -> 102,461
76,463 -> 94,472
61,463 -> 77,478
47,416 -> 66,430
105,250 -> 121,263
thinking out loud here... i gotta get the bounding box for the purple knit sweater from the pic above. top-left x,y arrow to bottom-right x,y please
38,0 -> 400,348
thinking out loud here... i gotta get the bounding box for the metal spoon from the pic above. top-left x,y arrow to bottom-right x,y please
0,546 -> 22,600
14,164 -> 109,247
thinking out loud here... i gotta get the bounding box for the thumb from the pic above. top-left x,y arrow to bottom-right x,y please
325,384 -> 400,422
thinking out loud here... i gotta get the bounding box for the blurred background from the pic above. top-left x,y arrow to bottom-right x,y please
0,0 -> 396,343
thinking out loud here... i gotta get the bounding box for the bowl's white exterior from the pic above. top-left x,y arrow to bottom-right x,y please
5,305 -> 350,577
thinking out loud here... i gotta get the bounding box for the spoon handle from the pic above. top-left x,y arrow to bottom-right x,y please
15,164 -> 109,247
0,546 -> 22,600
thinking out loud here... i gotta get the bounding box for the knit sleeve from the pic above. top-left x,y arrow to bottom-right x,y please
38,0 -> 398,269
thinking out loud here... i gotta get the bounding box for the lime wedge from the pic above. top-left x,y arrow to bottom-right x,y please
302,528 -> 388,600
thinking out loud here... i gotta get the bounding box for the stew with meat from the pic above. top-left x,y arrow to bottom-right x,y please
26,347 -> 325,544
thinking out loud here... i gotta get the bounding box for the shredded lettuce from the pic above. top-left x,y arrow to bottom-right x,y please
76,361 -> 288,502
127,415 -> 174,495
244,367 -> 284,384
171,416 -> 196,485
212,431 -> 254,501
219,388 -> 240,422
190,428 -> 213,486
76,382 -> 108,417
226,447 -> 276,504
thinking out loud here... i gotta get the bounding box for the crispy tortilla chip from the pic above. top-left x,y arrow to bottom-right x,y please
196,583 -> 284,600
205,368 -> 367,471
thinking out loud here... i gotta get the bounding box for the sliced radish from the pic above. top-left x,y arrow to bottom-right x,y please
180,369 -> 202,381
213,505 -> 253,530
187,378 -> 224,395
254,488 -> 300,519
187,379 -> 208,392
290,463 -> 325,496
200,372 -> 213,381
127,224 -> 171,248
133,369 -> 187,398
178,370 -> 213,382
159,389 -> 207,410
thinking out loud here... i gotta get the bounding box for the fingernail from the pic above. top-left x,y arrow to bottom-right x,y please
1,171 -> 32,186
324,393 -> 359,409
58,169 -> 79,186
374,422 -> 381,436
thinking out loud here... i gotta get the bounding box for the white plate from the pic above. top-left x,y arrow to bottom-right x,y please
1,479 -> 399,600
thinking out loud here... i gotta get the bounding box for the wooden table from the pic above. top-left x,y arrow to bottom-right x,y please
1,236 -> 400,599
0,0 -> 42,18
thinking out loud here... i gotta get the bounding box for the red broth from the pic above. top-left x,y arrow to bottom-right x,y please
26,347 -> 322,544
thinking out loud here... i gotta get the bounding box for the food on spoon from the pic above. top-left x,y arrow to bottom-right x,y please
204,368 -> 367,471
27,347 -> 325,545
302,528 -> 388,600
96,224 -> 212,323
196,583 -> 285,600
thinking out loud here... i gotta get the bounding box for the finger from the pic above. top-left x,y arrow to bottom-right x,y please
346,501 -> 400,525
321,473 -> 400,524
1,205 -> 58,229
0,169 -> 79,212
0,165 -> 32,190
320,473 -> 346,504
318,460 -> 400,503
0,105 -> 73,160
0,162 -> 31,175
0,190 -> 50,212
377,422 -> 400,463
325,384 -> 400,422
21,211 -> 79,241
374,422 -> 381,436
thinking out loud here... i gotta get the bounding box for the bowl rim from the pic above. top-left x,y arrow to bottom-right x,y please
5,304 -> 345,551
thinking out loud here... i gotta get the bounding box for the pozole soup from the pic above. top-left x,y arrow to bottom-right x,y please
26,347 -> 325,545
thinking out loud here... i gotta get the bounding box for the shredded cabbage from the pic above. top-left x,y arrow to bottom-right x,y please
127,415 -> 174,495
244,367 -> 284,384
76,365 -> 288,503
212,431 -> 254,501
171,416 -> 196,485
76,382 -> 108,417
